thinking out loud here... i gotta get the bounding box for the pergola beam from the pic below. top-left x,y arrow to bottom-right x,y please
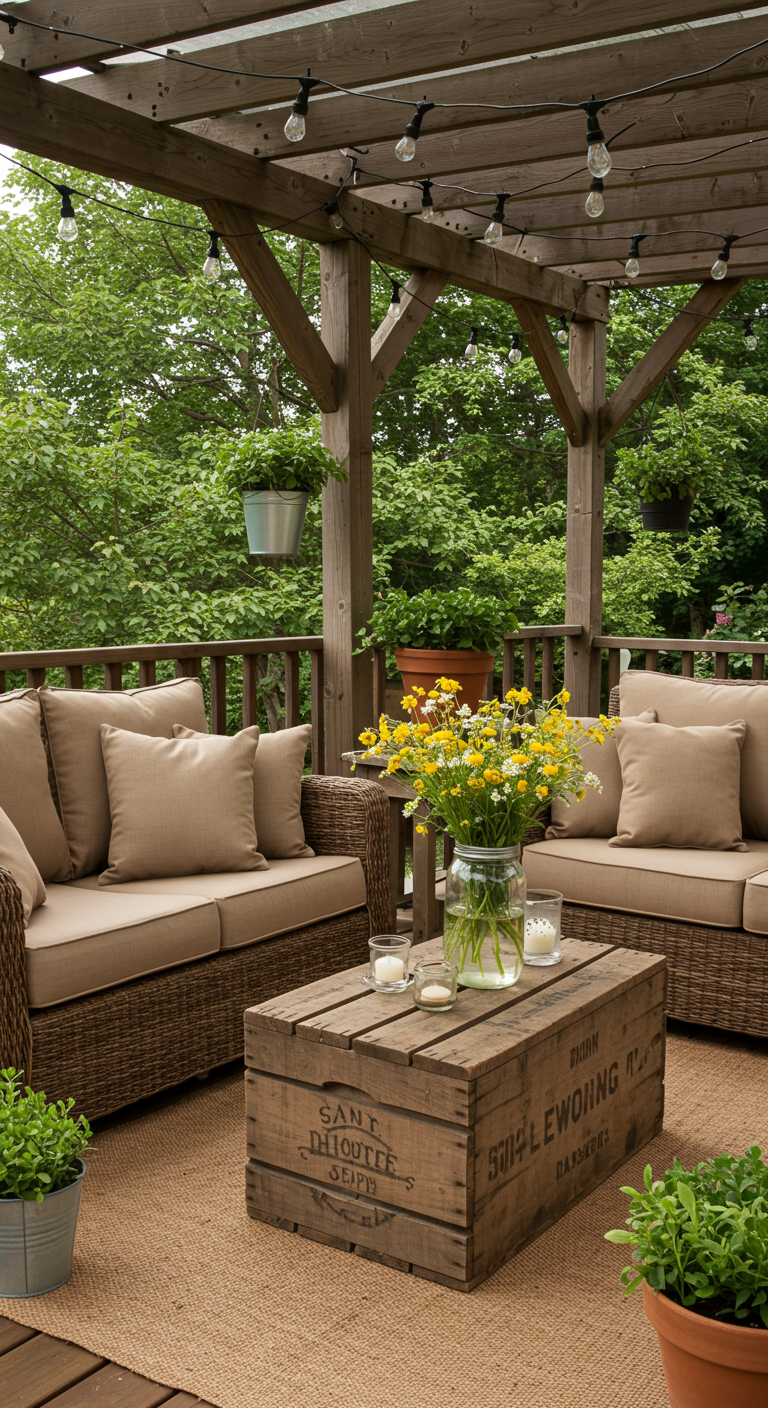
552,250 -> 768,285
510,206 -> 768,269
598,278 -> 747,447
511,299 -> 587,449
371,269 -> 448,395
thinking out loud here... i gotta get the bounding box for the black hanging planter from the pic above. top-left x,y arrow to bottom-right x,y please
640,486 -> 694,532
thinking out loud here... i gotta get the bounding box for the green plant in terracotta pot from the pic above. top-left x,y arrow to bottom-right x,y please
605,1147 -> 768,1407
224,425 -> 346,558
357,587 -> 518,719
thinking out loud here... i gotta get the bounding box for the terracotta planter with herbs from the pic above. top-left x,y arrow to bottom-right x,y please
642,1282 -> 768,1408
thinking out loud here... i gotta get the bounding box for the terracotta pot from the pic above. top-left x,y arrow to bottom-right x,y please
642,1281 -> 768,1408
395,647 -> 495,720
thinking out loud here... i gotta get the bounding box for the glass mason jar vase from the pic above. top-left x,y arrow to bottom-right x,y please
443,843 -> 526,989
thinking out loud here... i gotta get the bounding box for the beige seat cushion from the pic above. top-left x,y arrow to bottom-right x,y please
25,885 -> 220,1008
611,717 -> 747,852
40,677 -> 209,878
619,670 -> 768,839
99,726 -> 267,884
743,871 -> 768,935
0,690 -> 72,882
73,855 -> 366,950
174,723 -> 314,859
546,710 -> 656,840
523,836 -> 768,928
0,804 -> 46,925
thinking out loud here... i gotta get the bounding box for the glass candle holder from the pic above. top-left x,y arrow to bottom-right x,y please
524,889 -> 563,966
367,935 -> 412,991
413,960 -> 458,1012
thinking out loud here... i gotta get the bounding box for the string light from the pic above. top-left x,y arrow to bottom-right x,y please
420,180 -> 436,224
556,316 -> 569,345
744,316 -> 758,351
395,100 -> 435,163
324,198 -> 344,231
583,100 -> 612,179
202,230 -> 221,279
585,178 -> 604,219
283,72 -> 319,143
711,235 -> 737,279
508,334 -> 522,365
625,234 -> 645,279
0,11 -> 17,60
55,185 -> 78,243
483,193 -> 509,246
465,328 -> 479,362
387,280 -> 402,319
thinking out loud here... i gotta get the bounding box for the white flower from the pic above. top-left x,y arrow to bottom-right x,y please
457,703 -> 472,717
491,790 -> 502,801
421,699 -> 436,714
583,770 -> 602,792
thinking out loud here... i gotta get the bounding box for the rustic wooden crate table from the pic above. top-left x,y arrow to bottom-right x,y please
244,938 -> 666,1291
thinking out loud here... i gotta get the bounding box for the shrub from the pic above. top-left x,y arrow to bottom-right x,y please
223,425 -> 345,496
357,587 -> 518,655
0,1068 -> 91,1202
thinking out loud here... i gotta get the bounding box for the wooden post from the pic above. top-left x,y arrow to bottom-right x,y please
564,320 -> 605,716
320,240 -> 374,775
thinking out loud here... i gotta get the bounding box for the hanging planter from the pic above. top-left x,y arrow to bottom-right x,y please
640,486 -> 694,532
224,427 -> 346,560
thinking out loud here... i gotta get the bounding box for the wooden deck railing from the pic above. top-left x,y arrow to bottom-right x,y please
503,625 -> 581,699
0,636 -> 326,773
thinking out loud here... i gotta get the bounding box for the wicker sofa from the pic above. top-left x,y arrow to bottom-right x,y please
0,678 -> 389,1118
523,671 -> 768,1038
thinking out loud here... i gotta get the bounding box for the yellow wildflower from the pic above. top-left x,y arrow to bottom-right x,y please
415,824 -> 429,835
466,751 -> 484,767
416,723 -> 430,735
543,764 -> 559,776
517,780 -> 528,793
402,695 -> 417,711
544,742 -> 554,754
413,779 -> 424,793
511,752 -> 527,765
457,739 -> 468,752
561,690 -> 570,702
576,788 -> 586,801
359,730 -> 376,746
424,761 -> 438,775
393,723 -> 409,744
529,741 -> 544,754
414,686 -> 426,696
482,727 -> 496,737
467,778 -> 485,789
535,785 -> 549,798
450,786 -> 462,796
428,690 -> 439,699
438,677 -> 461,692
484,768 -> 502,784
432,729 -> 454,742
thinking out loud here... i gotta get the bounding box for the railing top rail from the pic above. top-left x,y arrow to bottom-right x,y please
504,625 -> 582,641
0,636 -> 324,671
594,635 -> 768,654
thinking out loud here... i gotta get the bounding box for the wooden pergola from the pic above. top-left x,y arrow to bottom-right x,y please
1,1 -> 766,768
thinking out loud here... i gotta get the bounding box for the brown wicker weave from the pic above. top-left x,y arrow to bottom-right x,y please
0,775 -> 390,1118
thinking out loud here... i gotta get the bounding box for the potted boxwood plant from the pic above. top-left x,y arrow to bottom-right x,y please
225,426 -> 346,557
615,421 -> 723,532
358,587 -> 518,718
605,1147 -> 768,1407
0,1068 -> 91,1297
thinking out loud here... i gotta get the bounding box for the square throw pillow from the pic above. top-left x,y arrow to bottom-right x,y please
0,689 -> 72,882
99,726 -> 267,884
609,717 -> 748,851
0,802 -> 46,925
40,677 -> 209,878
546,709 -> 657,840
173,723 -> 314,859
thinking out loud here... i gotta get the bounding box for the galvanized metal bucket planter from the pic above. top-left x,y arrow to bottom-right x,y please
0,1159 -> 85,1297
640,487 -> 693,531
241,487 -> 309,557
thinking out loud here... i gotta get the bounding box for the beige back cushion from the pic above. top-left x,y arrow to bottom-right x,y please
610,717 -> 747,851
546,709 -> 657,840
41,678 -> 209,878
620,671 -> 768,839
174,722 -> 314,859
0,689 -> 72,882
99,726 -> 267,884
0,802 -> 46,924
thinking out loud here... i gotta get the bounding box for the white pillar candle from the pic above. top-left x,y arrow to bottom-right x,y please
374,954 -> 405,983
525,917 -> 558,953
419,983 -> 452,1005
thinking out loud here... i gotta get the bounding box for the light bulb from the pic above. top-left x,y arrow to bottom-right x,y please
0,43 -> 4,61
395,134 -> 416,162
625,257 -> 640,279
328,209 -> 344,230
557,326 -> 568,345
508,343 -> 522,365
57,215 -> 78,243
388,285 -> 402,319
203,255 -> 220,280
585,188 -> 604,218
422,205 -> 436,223
711,258 -> 728,280
587,141 -> 612,178
746,333 -> 758,351
465,340 -> 478,362
484,220 -> 503,246
284,111 -> 305,142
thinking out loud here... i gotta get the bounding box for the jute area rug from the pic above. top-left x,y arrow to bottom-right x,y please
2,1025 -> 765,1408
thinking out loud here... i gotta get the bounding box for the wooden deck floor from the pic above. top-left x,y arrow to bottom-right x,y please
0,1316 -> 215,1408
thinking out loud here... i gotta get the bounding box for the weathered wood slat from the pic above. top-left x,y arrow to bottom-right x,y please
0,637 -> 322,672
297,986 -> 424,1049
209,654 -> 227,736
103,662 -> 123,691
511,299 -> 586,447
43,1360 -> 174,1407
0,1335 -> 104,1408
283,651 -> 301,730
0,1318 -> 37,1355
64,665 -> 84,690
310,649 -> 325,775
564,319 -> 605,716
645,650 -> 659,671
139,660 -> 156,688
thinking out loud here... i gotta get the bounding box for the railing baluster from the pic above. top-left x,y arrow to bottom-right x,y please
523,637 -> 537,698
502,637 -> 515,697
283,651 -> 301,729
27,668 -> 46,689
752,654 -> 765,681
607,648 -> 621,695
542,637 -> 555,702
644,650 -> 659,671
243,654 -> 258,729
139,660 -> 156,688
65,665 -> 83,689
372,647 -> 387,721
714,651 -> 729,680
681,651 -> 694,677
310,649 -> 325,775
176,658 -> 201,679
210,655 -> 227,735
104,662 -> 122,690
0,671 -> 5,694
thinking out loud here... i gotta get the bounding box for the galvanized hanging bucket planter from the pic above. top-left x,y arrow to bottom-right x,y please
640,486 -> 694,532
0,1159 -> 85,1297
241,487 -> 310,557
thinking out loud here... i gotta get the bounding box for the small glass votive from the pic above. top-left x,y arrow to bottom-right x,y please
524,889 -> 563,966
367,934 -> 412,991
413,960 -> 458,1012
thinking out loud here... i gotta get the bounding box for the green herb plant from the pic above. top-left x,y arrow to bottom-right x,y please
357,587 -> 518,655
0,1068 -> 91,1202
605,1147 -> 768,1328
224,425 -> 346,496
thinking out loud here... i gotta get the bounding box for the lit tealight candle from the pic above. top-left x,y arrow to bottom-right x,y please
525,917 -> 557,954
374,954 -> 405,984
419,983 -> 453,1005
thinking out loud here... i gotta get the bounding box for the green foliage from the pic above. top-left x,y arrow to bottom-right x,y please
222,424 -> 345,495
605,1147 -> 768,1328
709,582 -> 768,642
0,1069 -> 91,1202
358,587 -> 518,655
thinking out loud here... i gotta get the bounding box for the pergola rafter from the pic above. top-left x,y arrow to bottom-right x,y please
0,0 -> 764,748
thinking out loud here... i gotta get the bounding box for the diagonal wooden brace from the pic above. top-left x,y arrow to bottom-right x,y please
511,298 -> 587,447
371,268 -> 449,393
